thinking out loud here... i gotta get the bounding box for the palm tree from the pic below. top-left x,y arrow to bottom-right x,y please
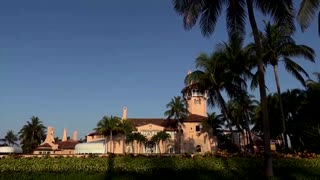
118,120 -> 135,153
164,96 -> 188,154
125,132 -> 147,153
94,115 -> 122,153
186,37 -> 248,144
151,131 -> 171,154
228,94 -> 258,153
306,72 -> 320,88
18,116 -> 46,153
297,0 -> 320,35
3,130 -> 18,146
202,112 -> 224,137
172,0 -> 295,176
256,21 -> 315,150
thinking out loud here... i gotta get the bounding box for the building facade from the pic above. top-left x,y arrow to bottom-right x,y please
33,127 -> 79,155
80,78 -> 218,154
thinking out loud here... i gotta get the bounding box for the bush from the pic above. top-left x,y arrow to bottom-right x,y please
0,155 -> 319,179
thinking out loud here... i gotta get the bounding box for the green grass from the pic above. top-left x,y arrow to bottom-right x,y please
0,155 -> 319,179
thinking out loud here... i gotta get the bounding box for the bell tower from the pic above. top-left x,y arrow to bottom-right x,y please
181,70 -> 208,117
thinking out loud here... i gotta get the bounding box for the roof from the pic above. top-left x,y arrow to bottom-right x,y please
57,140 -> 79,149
85,114 -> 206,136
0,146 -> 23,154
181,83 -> 201,93
87,131 -> 101,136
185,114 -> 207,122
34,143 -> 54,151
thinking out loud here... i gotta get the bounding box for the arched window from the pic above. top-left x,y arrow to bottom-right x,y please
168,146 -> 175,154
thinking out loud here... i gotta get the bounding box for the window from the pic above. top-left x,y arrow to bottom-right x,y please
196,125 -> 200,132
168,146 -> 174,154
195,145 -> 201,152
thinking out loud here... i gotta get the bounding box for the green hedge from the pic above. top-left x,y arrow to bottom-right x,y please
0,155 -> 320,179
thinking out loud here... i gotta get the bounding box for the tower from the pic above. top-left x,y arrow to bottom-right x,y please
62,128 -> 67,141
122,106 -> 127,120
181,70 -> 208,117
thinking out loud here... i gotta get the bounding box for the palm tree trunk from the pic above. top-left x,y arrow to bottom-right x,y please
217,91 -> 234,143
110,131 -> 113,153
273,65 -> 288,150
246,0 -> 273,176
178,125 -> 181,154
243,111 -> 254,153
245,123 -> 255,153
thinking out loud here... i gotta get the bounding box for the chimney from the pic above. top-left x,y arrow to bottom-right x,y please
62,128 -> 67,141
73,131 -> 78,141
44,127 -> 55,143
122,106 -> 127,120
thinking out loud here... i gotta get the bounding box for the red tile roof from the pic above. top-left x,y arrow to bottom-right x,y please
34,143 -> 53,151
57,140 -> 79,149
86,114 -> 206,136
185,114 -> 207,122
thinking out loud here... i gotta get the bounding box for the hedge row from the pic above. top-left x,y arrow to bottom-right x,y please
0,155 -> 320,179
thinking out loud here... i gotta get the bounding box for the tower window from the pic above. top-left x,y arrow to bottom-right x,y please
196,125 -> 200,132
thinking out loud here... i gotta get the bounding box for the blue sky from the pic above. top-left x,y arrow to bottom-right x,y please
0,0 -> 319,140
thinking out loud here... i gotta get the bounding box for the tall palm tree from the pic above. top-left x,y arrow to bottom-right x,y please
228,94 -> 258,153
186,37 -> 248,144
257,21 -> 315,150
151,131 -> 171,154
172,0 -> 295,175
202,112 -> 224,137
18,116 -> 46,153
297,0 -> 320,35
94,115 -> 122,153
164,96 -> 188,153
118,120 -> 135,153
3,130 -> 18,146
125,132 -> 147,153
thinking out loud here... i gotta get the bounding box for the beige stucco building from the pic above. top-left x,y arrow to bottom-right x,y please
33,127 -> 79,155
81,78 -> 218,154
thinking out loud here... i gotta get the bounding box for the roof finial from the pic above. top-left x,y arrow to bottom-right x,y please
188,69 -> 192,75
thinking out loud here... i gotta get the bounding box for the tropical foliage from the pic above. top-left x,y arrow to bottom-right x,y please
18,116 -> 46,153
0,130 -> 18,146
172,0 -> 297,176
151,131 -> 171,154
0,155 -> 320,179
94,115 -> 123,153
164,96 -> 188,153
125,132 -> 147,153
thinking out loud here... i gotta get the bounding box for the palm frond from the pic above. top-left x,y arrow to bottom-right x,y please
297,0 -> 320,31
199,1 -> 223,37
226,0 -> 246,37
255,0 -> 295,33
283,57 -> 309,87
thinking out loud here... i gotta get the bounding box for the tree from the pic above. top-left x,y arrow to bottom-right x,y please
1,130 -> 18,146
228,94 -> 258,153
126,132 -> 147,153
19,116 -> 46,153
172,0 -> 295,176
297,0 -> 320,35
186,37 -> 248,145
256,21 -> 315,150
151,131 -> 171,154
202,112 -> 224,137
164,96 -> 188,153
94,115 -> 122,153
118,120 -> 135,153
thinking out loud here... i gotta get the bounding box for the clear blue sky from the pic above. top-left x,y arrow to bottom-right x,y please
0,0 -> 319,140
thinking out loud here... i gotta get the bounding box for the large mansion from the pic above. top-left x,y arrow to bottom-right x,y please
33,75 -> 220,154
